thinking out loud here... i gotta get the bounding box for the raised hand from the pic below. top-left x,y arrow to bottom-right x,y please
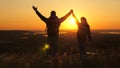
70,10 -> 75,17
32,6 -> 37,11
70,9 -> 73,14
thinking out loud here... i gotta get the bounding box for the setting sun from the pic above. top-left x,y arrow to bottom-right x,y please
60,16 -> 77,30
69,18 -> 76,25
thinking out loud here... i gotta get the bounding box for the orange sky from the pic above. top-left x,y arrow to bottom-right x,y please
0,0 -> 120,30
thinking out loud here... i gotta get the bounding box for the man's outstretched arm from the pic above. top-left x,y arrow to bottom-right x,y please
32,6 -> 47,22
59,10 -> 72,23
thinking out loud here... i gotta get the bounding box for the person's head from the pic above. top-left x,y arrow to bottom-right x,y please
81,17 -> 88,24
50,11 -> 56,17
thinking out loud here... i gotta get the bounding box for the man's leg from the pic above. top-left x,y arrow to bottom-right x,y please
51,36 -> 58,57
47,36 -> 58,57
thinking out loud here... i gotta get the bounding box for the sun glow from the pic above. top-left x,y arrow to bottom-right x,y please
69,18 -> 75,25
60,16 -> 77,30
67,17 -> 77,30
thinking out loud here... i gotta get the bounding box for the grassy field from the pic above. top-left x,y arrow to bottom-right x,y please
0,30 -> 120,68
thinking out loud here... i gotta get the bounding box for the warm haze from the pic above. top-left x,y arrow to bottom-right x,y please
0,0 -> 120,30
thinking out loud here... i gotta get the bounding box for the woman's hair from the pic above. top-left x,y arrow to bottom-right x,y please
81,17 -> 88,25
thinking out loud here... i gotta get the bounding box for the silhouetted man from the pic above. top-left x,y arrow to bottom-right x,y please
32,6 -> 73,57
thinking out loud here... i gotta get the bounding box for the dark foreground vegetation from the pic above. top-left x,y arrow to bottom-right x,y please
0,30 -> 120,68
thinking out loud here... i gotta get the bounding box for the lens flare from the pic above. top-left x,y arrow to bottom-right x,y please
42,43 -> 50,51
45,44 -> 49,49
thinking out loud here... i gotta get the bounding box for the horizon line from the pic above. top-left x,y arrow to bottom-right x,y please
0,29 -> 120,31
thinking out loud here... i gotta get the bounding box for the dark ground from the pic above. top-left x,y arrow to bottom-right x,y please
0,30 -> 120,68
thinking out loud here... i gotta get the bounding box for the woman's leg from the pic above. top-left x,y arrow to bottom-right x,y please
78,42 -> 86,60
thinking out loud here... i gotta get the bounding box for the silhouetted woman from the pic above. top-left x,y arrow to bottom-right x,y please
72,13 -> 91,60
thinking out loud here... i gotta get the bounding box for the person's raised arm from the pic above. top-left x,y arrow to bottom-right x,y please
32,6 -> 47,22
72,13 -> 79,25
59,10 -> 72,23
